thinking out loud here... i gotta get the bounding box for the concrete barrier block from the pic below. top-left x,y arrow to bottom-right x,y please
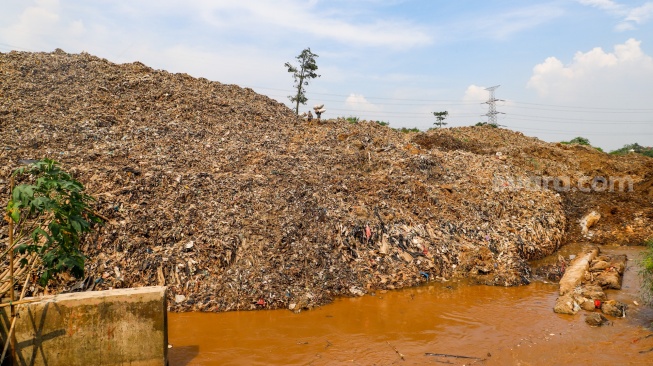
0,286 -> 167,366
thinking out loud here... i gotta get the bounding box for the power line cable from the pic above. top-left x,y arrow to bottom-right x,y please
268,100 -> 651,124
2,42 -> 652,118
0,42 -> 36,52
1,40 -> 651,113
502,104 -> 653,114
503,114 -> 652,124
506,100 -> 653,112
504,125 -> 653,136
254,85 -> 653,112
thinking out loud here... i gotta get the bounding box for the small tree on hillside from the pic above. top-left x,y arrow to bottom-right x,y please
285,48 -> 320,115
433,111 -> 448,128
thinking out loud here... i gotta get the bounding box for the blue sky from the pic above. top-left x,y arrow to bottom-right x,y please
1,0 -> 652,151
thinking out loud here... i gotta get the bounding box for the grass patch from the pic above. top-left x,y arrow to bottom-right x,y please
640,237 -> 653,305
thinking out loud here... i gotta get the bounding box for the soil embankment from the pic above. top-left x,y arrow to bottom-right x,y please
1,50 -> 652,311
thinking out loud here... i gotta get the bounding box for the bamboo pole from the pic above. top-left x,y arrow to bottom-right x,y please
0,256 -> 24,287
0,254 -> 37,299
0,298 -> 41,309
0,254 -> 34,297
0,258 -> 37,364
8,175 -> 16,365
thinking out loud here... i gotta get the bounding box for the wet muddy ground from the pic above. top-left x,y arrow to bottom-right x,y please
168,246 -> 653,365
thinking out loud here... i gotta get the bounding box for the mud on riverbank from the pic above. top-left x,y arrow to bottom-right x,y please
1,50 -> 652,311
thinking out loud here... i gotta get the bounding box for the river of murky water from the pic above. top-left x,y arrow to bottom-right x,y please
168,246 -> 653,365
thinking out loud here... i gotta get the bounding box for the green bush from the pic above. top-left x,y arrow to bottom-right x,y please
346,116 -> 360,124
6,159 -> 102,285
475,122 -> 498,128
641,238 -> 653,305
560,136 -> 605,153
561,136 -> 590,146
396,127 -> 420,133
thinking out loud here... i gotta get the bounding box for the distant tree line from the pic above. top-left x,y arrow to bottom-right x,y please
561,136 -> 653,157
610,143 -> 653,158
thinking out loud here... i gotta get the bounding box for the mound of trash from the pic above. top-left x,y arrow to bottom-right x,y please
412,127 -> 653,245
0,50 -> 651,311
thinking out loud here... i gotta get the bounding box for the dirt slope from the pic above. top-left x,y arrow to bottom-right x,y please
0,50 -> 651,311
412,127 -> 653,244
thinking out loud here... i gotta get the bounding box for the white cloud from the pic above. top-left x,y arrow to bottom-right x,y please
344,94 -> 382,114
626,2 -> 653,24
615,22 -> 636,31
463,85 -> 490,103
445,4 -> 565,42
577,0 -> 624,12
191,0 -> 431,49
1,0 -> 432,58
491,5 -> 566,39
577,0 -> 653,30
5,0 -> 61,49
512,40 -> 653,151
0,0 -> 98,53
527,38 -> 653,99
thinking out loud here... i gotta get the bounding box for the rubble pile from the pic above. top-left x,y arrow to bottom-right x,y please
553,247 -> 629,323
0,50 -> 651,312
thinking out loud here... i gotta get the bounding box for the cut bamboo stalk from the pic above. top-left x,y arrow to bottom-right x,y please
8,175 -> 16,366
1,258 -> 36,364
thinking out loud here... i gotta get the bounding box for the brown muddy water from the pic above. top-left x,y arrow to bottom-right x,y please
168,246 -> 653,365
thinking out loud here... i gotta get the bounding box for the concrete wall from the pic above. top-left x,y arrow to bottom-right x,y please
0,286 -> 167,366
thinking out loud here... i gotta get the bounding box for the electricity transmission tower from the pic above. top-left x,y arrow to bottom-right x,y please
483,85 -> 504,126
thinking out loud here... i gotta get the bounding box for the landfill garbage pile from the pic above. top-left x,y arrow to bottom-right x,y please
413,127 -> 653,245
0,50 -> 650,312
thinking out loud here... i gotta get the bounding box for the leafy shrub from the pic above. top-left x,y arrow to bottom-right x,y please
346,116 -> 360,124
561,136 -> 591,146
396,127 -> 420,133
475,122 -> 498,128
6,159 -> 102,285
560,136 -> 605,152
641,238 -> 653,305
